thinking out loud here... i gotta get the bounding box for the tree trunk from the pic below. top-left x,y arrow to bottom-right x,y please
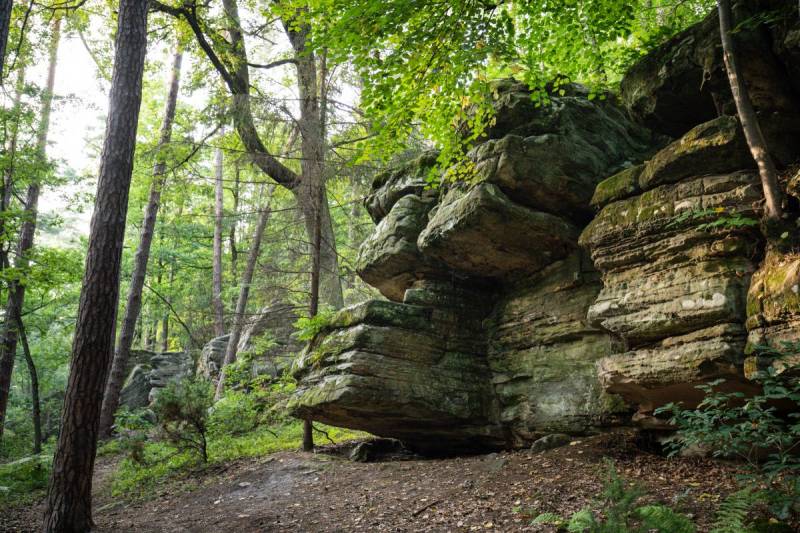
43,1 -> 147,529
0,0 -> 12,82
212,130 -> 226,337
214,187 -> 274,400
98,48 -> 182,439
0,16 -> 59,442
17,316 -> 41,454
285,19 -> 343,311
717,0 -> 783,221
206,0 -> 344,309
1,69 -> 25,279
229,163 -> 239,283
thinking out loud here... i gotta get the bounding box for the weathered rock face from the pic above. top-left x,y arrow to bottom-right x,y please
580,121 -> 767,422
746,250 -> 800,353
620,0 -> 800,138
197,302 -> 302,382
293,83 -> 654,451
294,3 -> 800,449
118,350 -> 193,410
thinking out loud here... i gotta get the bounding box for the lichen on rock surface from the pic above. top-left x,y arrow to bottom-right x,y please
291,3 -> 800,449
291,82 -> 651,451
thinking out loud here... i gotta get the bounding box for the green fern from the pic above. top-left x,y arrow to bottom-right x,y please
531,511 -> 567,527
635,505 -> 696,533
566,509 -> 596,532
710,489 -> 761,533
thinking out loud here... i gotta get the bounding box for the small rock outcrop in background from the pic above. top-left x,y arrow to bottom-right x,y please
118,350 -> 193,409
197,302 -> 302,382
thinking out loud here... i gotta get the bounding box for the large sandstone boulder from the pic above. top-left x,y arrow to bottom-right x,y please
197,302 -> 302,382
292,83 -> 654,451
290,293 -> 506,452
746,250 -> 800,353
417,183 -> 580,279
580,116 -> 770,421
118,351 -> 193,410
487,252 -> 628,444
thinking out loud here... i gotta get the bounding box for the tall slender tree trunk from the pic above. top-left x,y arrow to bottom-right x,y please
97,48 -> 182,439
0,0 -> 12,82
212,130 -> 226,337
717,0 -> 783,221
1,69 -> 25,279
214,187 -> 274,400
229,163 -> 239,283
210,0 -> 343,309
43,1 -> 148,529
17,316 -> 41,454
0,16 -> 59,442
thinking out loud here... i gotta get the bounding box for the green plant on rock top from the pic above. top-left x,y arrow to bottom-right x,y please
293,306 -> 338,341
529,460 -> 695,532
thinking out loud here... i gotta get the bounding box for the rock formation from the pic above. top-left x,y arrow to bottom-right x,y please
197,302 -> 302,382
290,3 -> 800,451
118,350 -> 193,410
292,82 -> 657,452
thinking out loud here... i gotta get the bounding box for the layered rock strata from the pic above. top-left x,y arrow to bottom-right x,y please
293,83 -> 654,451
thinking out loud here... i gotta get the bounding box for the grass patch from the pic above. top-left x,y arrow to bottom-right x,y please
110,421 -> 366,500
0,454 -> 51,506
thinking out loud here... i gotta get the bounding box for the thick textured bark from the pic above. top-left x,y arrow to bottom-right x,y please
717,0 -> 783,221
43,1 -> 147,530
0,0 -> 12,82
17,316 -> 41,454
214,187 -> 274,400
0,17 -> 59,442
97,49 -> 183,439
212,131 -> 226,336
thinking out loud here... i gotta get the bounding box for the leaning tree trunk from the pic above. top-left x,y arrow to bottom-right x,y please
717,0 -> 783,221
0,0 -> 12,82
212,130 -> 226,337
97,48 -> 183,439
17,316 -> 41,454
43,1 -> 147,530
214,187 -> 274,400
0,16 -> 60,442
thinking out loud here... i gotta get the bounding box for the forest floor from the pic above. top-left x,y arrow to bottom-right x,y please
3,431 -> 745,532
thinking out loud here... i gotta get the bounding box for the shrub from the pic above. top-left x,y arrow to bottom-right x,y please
209,391 -> 259,436
0,454 -> 51,505
152,378 -> 214,463
656,341 -> 800,527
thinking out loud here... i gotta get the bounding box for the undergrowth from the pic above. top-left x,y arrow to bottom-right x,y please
109,420 -> 365,500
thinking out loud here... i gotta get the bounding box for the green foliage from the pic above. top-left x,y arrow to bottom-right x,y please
709,489 -> 764,533
293,306 -> 338,341
656,341 -> 800,526
529,461 -> 696,532
297,0 -> 714,181
110,420 -> 366,500
152,378 -> 214,463
209,391 -> 259,436
0,454 -> 51,505
667,208 -> 759,231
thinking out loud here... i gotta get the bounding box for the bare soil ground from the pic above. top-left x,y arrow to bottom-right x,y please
2,432 -> 746,532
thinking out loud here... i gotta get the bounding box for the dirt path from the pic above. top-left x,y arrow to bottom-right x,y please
3,434 -> 743,532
